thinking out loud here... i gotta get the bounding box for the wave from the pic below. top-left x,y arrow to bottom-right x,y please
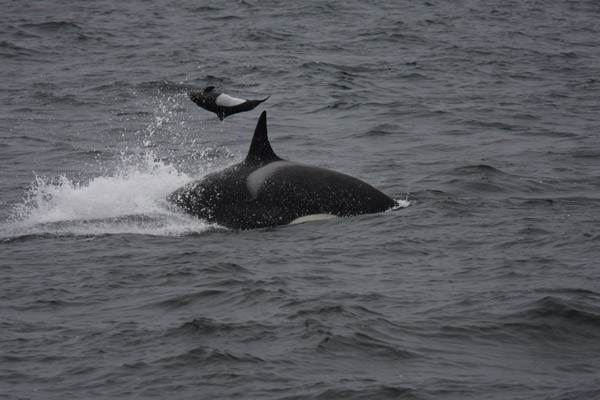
316,332 -> 417,360
21,21 -> 83,32
433,164 -> 556,197
435,295 -> 600,345
309,386 -> 416,400
515,296 -> 600,332
0,40 -> 36,58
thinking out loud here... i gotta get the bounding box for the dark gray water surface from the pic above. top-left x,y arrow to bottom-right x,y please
1,1 -> 599,399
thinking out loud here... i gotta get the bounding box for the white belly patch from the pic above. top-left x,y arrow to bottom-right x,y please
216,93 -> 245,107
289,214 -> 337,225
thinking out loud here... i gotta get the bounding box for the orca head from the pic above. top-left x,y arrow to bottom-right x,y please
189,86 -> 218,108
244,111 -> 282,167
188,91 -> 205,106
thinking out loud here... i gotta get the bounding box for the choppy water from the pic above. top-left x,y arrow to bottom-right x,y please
2,1 -> 600,399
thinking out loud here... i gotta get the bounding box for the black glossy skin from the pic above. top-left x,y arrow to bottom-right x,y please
168,111 -> 397,230
188,86 -> 269,120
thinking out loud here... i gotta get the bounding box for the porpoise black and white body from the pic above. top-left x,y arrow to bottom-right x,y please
168,111 -> 397,230
188,86 -> 269,120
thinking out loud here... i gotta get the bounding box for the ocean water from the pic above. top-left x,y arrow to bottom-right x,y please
1,1 -> 600,399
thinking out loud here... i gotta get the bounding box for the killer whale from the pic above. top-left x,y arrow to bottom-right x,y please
168,111 -> 397,230
188,86 -> 269,120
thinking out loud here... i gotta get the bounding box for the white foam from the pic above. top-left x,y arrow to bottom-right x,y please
393,199 -> 411,209
215,93 -> 245,107
1,153 -> 211,238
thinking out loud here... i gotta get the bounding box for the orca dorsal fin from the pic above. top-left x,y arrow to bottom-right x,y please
245,111 -> 281,165
203,86 -> 216,93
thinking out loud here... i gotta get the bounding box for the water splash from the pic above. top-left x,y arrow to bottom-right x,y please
393,199 -> 411,209
1,153 -> 212,239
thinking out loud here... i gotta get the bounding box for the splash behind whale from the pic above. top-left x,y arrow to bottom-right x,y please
188,86 -> 269,120
168,111 -> 397,229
